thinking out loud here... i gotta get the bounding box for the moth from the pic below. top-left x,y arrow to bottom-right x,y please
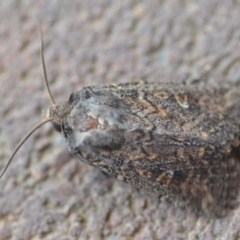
1,34 -> 240,218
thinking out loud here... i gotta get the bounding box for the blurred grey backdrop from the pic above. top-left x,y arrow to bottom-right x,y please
0,1 -> 240,240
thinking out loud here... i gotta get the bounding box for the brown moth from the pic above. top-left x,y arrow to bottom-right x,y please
1,34 -> 240,218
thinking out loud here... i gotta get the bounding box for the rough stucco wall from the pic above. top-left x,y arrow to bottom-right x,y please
0,1 -> 240,239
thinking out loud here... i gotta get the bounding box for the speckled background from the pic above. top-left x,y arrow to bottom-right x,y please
0,1 -> 240,240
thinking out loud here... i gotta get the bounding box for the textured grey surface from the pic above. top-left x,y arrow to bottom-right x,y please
0,1 -> 240,240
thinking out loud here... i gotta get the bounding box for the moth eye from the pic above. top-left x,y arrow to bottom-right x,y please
68,93 -> 75,103
52,122 -> 61,132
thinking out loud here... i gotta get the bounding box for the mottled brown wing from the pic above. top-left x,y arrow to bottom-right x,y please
51,82 -> 240,217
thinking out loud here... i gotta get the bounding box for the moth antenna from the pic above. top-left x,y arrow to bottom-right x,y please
0,118 -> 53,179
39,26 -> 56,106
